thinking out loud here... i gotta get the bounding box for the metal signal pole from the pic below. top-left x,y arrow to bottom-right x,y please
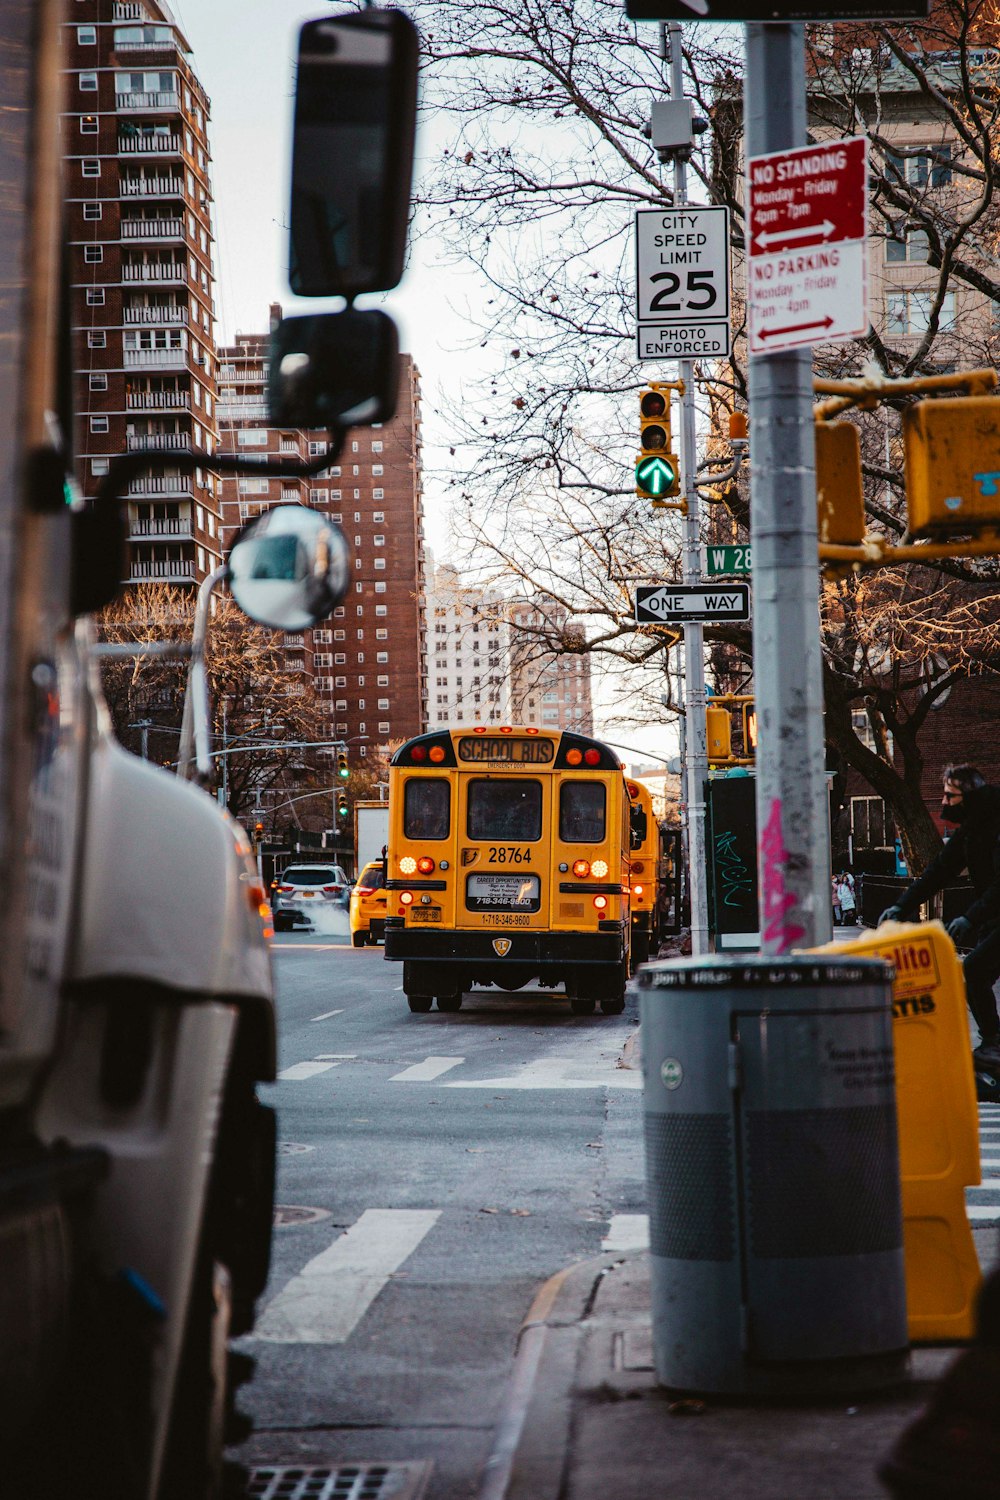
666,22 -> 709,955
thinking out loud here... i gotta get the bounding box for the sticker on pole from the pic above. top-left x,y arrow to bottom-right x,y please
746,136 -> 868,356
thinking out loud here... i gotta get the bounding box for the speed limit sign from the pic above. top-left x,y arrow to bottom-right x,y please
635,205 -> 731,359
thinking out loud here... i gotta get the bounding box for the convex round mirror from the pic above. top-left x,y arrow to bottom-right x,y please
228,505 -> 349,630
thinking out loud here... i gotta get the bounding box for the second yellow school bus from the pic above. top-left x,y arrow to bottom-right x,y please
384,726 -> 634,1014
625,779 -> 659,969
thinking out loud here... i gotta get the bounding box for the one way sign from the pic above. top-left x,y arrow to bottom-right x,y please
635,583 -> 751,625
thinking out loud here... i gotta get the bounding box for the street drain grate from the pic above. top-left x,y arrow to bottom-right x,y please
273,1205 -> 332,1227
278,1142 -> 315,1156
246,1463 -> 431,1500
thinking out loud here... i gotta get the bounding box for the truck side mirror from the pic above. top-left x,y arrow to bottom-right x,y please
289,10 -> 419,298
269,310 -> 399,429
228,505 -> 349,630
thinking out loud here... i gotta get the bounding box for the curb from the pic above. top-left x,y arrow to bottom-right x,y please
478,1251 -> 638,1500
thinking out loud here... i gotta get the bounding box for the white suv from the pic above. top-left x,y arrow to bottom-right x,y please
272,863 -> 351,930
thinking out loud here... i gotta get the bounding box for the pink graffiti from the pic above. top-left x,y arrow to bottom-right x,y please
761,797 -> 806,953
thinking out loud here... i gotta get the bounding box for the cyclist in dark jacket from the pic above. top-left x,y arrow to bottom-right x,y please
879,764 -> 1000,1070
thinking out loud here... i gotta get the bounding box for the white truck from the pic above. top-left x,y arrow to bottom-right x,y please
4,6 -> 417,1496
355,800 -> 391,875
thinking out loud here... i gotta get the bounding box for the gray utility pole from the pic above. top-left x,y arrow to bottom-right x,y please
665,22 -> 709,956
745,25 -> 832,953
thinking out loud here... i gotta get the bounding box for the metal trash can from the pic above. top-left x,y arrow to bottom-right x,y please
634,953 -> 909,1396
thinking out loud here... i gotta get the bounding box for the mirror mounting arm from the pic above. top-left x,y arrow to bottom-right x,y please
177,563 -> 228,788
76,431 -> 347,617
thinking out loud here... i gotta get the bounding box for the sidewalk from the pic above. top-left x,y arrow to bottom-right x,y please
479,1247 -> 985,1500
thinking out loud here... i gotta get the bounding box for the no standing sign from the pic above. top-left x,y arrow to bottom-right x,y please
746,137 -> 868,356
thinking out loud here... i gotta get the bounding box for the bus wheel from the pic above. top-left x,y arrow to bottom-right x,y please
407,993 -> 433,1013
629,932 -> 649,971
437,993 -> 463,1012
570,996 -> 596,1015
352,931 -> 367,948
600,995 -> 625,1016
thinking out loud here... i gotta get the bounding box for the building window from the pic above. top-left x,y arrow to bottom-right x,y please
85,287 -> 105,305
82,202 -> 102,220
89,415 -> 109,433
373,489 -> 385,500
375,605 -> 387,616
376,652 -> 389,663
886,289 -> 955,334
81,158 -> 101,177
308,440 -> 328,456
87,330 -> 106,348
378,699 -> 390,710
372,511 -> 385,523
376,629 -> 388,640
88,373 -> 108,391
333,629 -> 345,641
377,674 -> 389,686
885,228 -> 928,263
80,115 -> 99,134
77,25 -> 97,43
375,582 -> 386,593
371,440 -> 383,452
378,722 -> 391,733
335,676 -> 347,688
334,653 -> 346,665
78,73 -> 98,92
373,558 -> 386,570
83,244 -> 103,263
886,143 -> 952,189
91,457 -> 109,475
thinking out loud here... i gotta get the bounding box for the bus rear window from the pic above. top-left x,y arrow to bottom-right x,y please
467,780 -> 542,842
403,778 -> 450,840
559,781 -> 606,843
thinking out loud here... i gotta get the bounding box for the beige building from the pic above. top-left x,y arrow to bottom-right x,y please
509,599 -> 593,734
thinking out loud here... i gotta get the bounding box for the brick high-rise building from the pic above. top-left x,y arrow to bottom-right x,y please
216,313 -> 428,768
64,0 -> 222,587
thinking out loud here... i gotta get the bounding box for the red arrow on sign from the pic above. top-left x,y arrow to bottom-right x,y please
758,315 -> 835,340
754,220 -> 836,250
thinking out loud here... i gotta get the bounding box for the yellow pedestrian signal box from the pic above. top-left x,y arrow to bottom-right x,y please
742,702 -> 757,756
815,421 -> 865,546
706,704 -> 732,763
814,920 -> 981,1341
903,394 -> 1000,536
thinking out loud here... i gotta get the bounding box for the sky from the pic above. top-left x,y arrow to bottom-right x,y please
172,0 -> 678,767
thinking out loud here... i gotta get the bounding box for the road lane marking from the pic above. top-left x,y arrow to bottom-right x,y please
391,1056 -> 465,1083
967,1205 -> 1000,1222
254,1208 -> 441,1344
278,1060 -> 342,1081
602,1214 -> 649,1251
447,1057 -> 641,1091
311,1009 -> 345,1021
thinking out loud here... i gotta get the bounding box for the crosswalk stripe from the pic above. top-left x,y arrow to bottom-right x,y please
278,1060 -> 341,1081
311,1009 -> 345,1021
447,1058 -> 641,1091
966,1205 -> 1000,1222
391,1056 -> 465,1083
602,1214 -> 650,1252
254,1208 -> 441,1344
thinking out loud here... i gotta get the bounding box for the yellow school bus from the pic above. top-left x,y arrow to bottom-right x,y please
625,779 -> 659,969
384,726 -> 633,1015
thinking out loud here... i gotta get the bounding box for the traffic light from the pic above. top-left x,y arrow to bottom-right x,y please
636,385 -> 681,504
903,394 -> 1000,537
253,820 -> 264,850
815,421 -> 865,546
337,793 -> 349,819
742,702 -> 758,756
337,748 -> 349,779
706,705 -> 732,763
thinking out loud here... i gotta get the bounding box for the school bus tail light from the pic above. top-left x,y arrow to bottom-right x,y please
399,856 -> 417,874
572,859 -> 591,877
634,884 -> 644,897
417,855 -> 435,874
593,895 -> 608,911
400,891 -> 414,906
592,859 -> 609,877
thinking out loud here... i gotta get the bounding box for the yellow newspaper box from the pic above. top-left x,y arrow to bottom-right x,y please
814,921 -> 981,1341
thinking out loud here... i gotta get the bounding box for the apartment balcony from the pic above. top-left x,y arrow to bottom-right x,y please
117,134 -> 182,156
129,558 -> 196,583
123,304 -> 187,325
113,3 -> 146,17
124,348 -> 187,369
120,175 -> 184,196
126,389 -> 190,410
126,432 -> 191,452
127,474 -> 194,497
129,515 -> 192,539
115,91 -> 180,111
121,217 -> 184,240
218,401 -> 268,421
122,262 -> 185,284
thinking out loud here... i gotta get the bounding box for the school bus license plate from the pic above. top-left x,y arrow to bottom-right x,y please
411,907 -> 441,923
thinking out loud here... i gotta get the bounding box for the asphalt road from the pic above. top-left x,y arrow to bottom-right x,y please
233,911 -> 646,1498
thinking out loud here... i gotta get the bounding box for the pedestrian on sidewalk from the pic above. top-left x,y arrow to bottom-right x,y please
837,873 -> 857,926
832,874 -> 843,925
878,763 -> 1000,1073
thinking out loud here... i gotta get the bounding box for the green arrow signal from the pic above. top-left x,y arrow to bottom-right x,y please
636,454 -> 677,498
